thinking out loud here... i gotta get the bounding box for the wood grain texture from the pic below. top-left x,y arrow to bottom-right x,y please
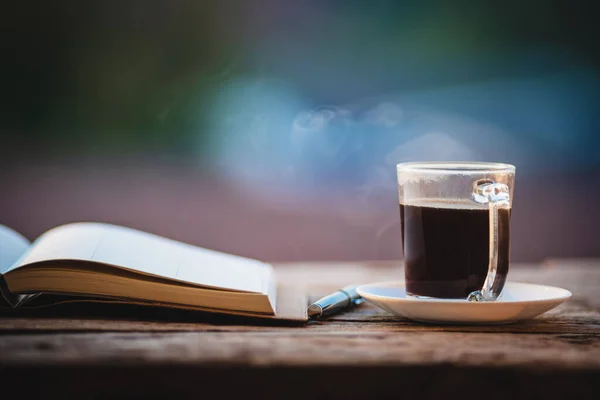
1,260 -> 599,399
0,301 -> 598,334
1,330 -> 599,368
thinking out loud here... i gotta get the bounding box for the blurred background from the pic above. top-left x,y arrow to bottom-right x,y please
1,0 -> 599,262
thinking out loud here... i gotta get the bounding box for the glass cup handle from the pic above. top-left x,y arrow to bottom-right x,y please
468,180 -> 510,302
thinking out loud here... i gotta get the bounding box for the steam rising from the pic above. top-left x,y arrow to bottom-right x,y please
385,132 -> 475,165
207,77 -> 525,199
363,102 -> 404,128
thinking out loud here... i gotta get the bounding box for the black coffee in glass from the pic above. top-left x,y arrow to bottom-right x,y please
400,200 -> 510,299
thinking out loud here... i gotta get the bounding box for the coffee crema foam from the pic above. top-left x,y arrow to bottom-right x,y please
399,198 -> 511,210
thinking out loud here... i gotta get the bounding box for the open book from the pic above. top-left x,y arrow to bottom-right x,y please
0,223 -> 307,322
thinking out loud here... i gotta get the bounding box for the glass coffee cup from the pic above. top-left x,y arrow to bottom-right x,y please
397,162 -> 515,301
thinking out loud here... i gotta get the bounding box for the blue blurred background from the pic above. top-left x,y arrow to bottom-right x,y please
1,0 -> 599,262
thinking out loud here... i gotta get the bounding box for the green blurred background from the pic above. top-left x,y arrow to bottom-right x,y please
1,0 -> 599,262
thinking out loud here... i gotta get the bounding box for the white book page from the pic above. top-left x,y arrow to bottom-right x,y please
0,225 -> 31,275
8,222 -> 270,294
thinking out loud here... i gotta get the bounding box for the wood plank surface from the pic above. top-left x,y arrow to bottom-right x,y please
2,330 -> 599,369
1,260 -> 599,399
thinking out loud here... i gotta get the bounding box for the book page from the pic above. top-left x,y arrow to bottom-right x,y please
8,222 -> 271,294
0,225 -> 30,275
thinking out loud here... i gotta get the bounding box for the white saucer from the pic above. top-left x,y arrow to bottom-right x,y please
356,281 -> 572,324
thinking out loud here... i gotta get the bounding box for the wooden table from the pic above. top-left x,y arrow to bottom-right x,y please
1,260 -> 599,399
